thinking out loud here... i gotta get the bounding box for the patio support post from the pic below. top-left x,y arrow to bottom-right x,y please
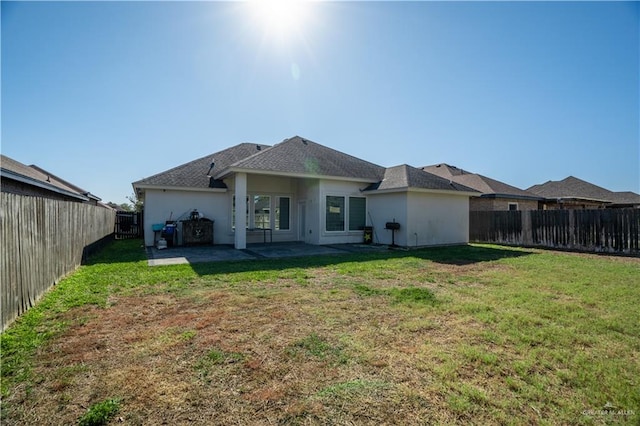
234,172 -> 247,249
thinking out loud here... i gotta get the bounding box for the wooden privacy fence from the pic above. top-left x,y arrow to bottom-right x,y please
1,193 -> 116,331
468,211 -> 523,244
470,209 -> 640,255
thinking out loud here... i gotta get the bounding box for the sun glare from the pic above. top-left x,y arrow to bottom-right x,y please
248,0 -> 310,42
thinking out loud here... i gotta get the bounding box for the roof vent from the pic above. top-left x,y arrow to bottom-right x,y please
206,160 -> 215,177
256,145 -> 261,150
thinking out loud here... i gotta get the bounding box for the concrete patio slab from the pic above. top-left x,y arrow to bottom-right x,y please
245,243 -> 345,258
146,245 -> 255,266
145,242 -> 391,266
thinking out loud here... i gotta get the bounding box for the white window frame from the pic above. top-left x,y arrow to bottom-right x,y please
508,202 -> 519,211
324,194 -> 367,233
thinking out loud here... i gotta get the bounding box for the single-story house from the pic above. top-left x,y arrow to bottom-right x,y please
422,163 -> 542,211
132,136 -> 478,249
527,176 -> 640,209
1,154 -> 103,205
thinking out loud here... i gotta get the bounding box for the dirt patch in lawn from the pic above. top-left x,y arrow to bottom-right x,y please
5,281 -> 498,425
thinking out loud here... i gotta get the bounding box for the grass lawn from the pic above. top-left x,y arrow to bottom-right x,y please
1,240 -> 639,425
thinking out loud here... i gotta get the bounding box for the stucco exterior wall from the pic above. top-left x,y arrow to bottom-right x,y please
407,191 -> 469,246
366,192 -> 408,246
142,177 -> 471,248
143,189 -> 228,246
367,191 -> 469,247
297,179 -> 320,244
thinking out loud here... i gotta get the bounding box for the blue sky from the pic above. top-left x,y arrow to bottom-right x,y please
2,1 -> 638,205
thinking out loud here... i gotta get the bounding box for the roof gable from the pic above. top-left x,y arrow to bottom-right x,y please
422,163 -> 470,178
219,136 -> 386,181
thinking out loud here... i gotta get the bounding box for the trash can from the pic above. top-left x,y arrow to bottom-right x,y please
161,222 -> 177,246
363,226 -> 373,244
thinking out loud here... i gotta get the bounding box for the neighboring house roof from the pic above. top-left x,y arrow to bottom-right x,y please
527,176 -> 640,206
422,163 -> 541,200
132,143 -> 270,190
0,154 -> 92,201
29,165 -> 101,201
611,191 -> 640,205
363,164 -> 478,193
217,136 -> 386,182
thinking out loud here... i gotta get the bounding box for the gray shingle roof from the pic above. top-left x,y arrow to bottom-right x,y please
133,138 -> 477,196
611,191 -> 640,205
423,164 -> 541,200
219,136 -> 385,181
527,176 -> 640,205
363,164 -> 478,193
133,143 -> 270,189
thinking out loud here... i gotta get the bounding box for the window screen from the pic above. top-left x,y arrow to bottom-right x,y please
276,197 -> 290,230
349,197 -> 366,230
326,196 -> 345,231
253,195 -> 271,229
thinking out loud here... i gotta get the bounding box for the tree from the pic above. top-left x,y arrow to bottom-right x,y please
106,201 -> 133,211
127,192 -> 143,212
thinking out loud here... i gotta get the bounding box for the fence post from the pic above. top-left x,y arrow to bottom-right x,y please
568,210 -> 575,249
522,210 -> 532,246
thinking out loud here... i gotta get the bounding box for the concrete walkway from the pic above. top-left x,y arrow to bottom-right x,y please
146,242 -> 388,266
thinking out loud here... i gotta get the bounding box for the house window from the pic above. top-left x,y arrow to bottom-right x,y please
348,197 -> 366,231
275,197 -> 290,231
508,203 -> 518,211
326,196 -> 345,231
253,195 -> 271,229
233,194 -> 291,230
